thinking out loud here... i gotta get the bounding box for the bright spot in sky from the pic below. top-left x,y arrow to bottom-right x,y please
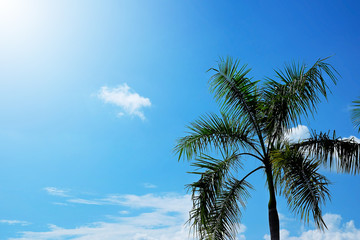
0,0 -> 28,28
0,0 -> 41,40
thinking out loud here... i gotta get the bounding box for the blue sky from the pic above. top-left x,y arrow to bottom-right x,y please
0,0 -> 360,239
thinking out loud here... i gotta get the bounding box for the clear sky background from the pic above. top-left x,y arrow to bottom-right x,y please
0,0 -> 359,239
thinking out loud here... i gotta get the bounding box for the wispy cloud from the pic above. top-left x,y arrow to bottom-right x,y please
9,193 -> 193,240
67,198 -> 103,205
264,213 -> 360,240
101,193 -> 191,213
27,189 -> 360,239
98,84 -> 151,120
143,183 -> 157,189
44,187 -> 69,197
52,202 -> 68,206
0,219 -> 30,226
11,221 -> 191,240
12,189 -> 250,240
10,191 -> 247,240
66,193 -> 191,213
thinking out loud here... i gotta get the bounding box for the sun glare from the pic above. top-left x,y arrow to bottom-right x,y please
0,0 -> 39,35
0,0 -> 25,27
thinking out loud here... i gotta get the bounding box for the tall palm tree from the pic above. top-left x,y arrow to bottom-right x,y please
175,57 -> 360,240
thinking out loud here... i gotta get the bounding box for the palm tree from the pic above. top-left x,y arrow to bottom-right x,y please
174,57 -> 360,240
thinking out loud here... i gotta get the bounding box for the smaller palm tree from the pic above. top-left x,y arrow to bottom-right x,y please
175,57 -> 360,240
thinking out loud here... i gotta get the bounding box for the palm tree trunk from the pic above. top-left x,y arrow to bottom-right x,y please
268,203 -> 280,240
266,165 -> 280,240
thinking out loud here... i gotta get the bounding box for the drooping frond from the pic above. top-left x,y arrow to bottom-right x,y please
188,152 -> 255,240
187,152 -> 240,239
175,112 -> 257,161
271,146 -> 331,230
207,177 -> 252,240
294,131 -> 360,174
263,58 -> 338,143
189,151 -> 243,197
351,97 -> 360,132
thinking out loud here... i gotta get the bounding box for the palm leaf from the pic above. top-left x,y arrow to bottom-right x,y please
186,151 -> 241,238
187,151 -> 261,240
295,131 -> 360,174
189,150 -> 243,198
351,97 -> 360,132
263,58 -> 338,145
208,57 -> 266,154
189,175 -> 252,240
175,112 -> 257,161
207,177 -> 252,240
272,146 -> 331,230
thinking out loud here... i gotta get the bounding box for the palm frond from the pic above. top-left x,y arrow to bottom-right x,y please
208,57 -> 266,153
189,174 -> 252,240
263,58 -> 338,144
175,112 -> 257,161
294,131 -> 360,174
189,150 -> 243,196
271,146 -> 331,230
351,97 -> 360,132
207,178 -> 252,240
187,151 -> 260,240
209,57 -> 257,118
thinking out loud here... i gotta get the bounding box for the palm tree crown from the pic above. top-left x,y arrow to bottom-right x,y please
175,57 -> 360,240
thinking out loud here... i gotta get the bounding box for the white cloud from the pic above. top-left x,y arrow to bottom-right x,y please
101,193 -> 191,213
98,84 -> 151,120
53,202 -> 68,206
11,192 -> 247,240
342,136 -> 360,143
68,198 -> 103,205
264,213 -> 360,240
65,193 -> 191,214
0,219 -> 30,226
44,187 -> 69,197
285,125 -> 360,146
11,221 -> 191,240
284,125 -> 310,143
10,194 -> 192,240
143,183 -> 157,189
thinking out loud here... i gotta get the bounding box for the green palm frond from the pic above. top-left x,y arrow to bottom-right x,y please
187,151 -> 260,240
189,174 -> 253,239
208,57 -> 258,120
175,112 -> 257,161
295,131 -> 360,174
207,177 -> 252,240
272,146 -> 331,230
186,152 -> 241,236
263,58 -> 338,143
351,97 -> 360,132
189,151 -> 243,196
208,57 -> 266,153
